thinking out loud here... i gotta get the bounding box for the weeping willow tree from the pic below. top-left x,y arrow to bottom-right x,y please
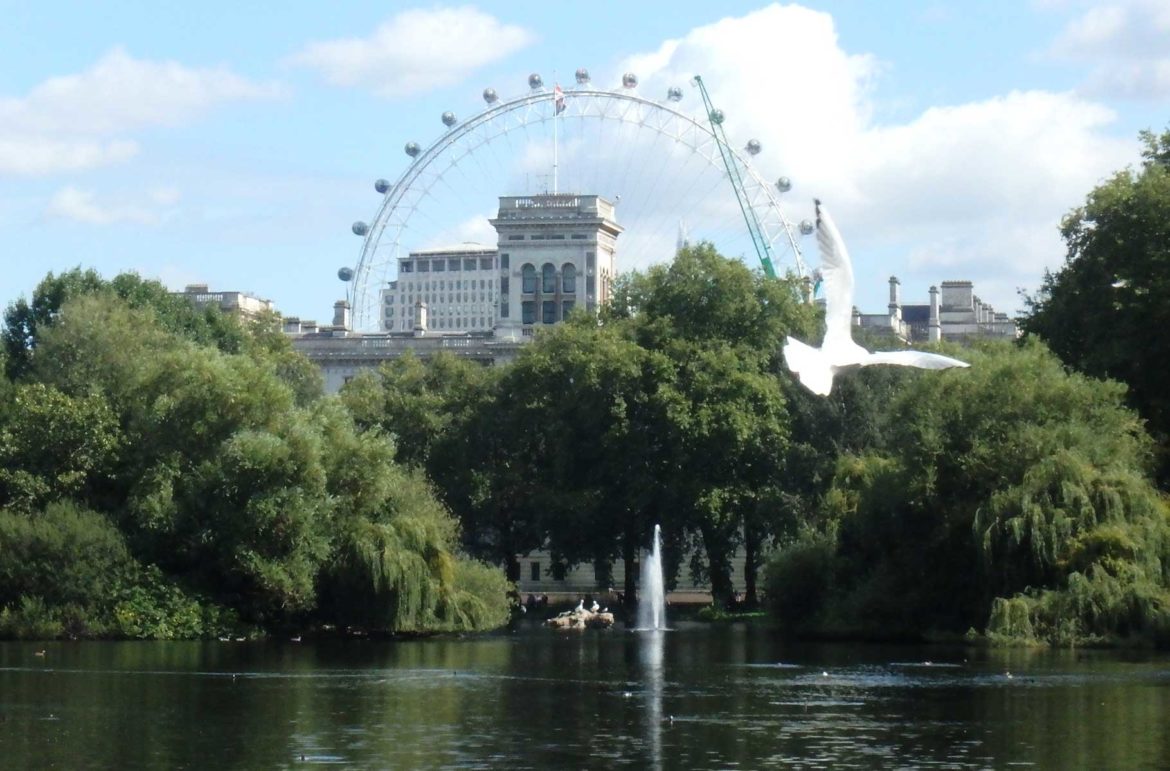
767,340 -> 1170,645
980,454 -> 1170,644
314,403 -> 511,633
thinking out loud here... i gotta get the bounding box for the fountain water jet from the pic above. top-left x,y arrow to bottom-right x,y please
636,524 -> 667,631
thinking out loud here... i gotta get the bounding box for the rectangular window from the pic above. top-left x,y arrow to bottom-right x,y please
486,256 -> 499,270
542,300 -> 557,324
586,252 -> 595,269
400,261 -> 414,273
562,299 -> 575,317
433,260 -> 445,272
549,234 -> 565,240
529,234 -> 545,240
500,276 -> 509,295
464,258 -> 477,271
500,301 -> 509,318
530,562 -> 540,581
508,234 -> 524,241
522,301 -> 536,324
417,260 -> 430,272
449,259 -> 461,271
571,234 -> 587,240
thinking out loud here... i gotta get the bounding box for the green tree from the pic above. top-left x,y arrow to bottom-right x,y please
499,317 -> 680,601
0,501 -> 134,612
612,244 -> 813,605
0,383 -> 122,511
341,351 -> 491,470
3,268 -> 248,381
767,340 -> 1170,644
314,400 -> 510,632
0,280 -> 508,636
1021,127 -> 1170,482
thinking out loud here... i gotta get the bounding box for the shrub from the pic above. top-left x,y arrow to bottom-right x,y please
0,502 -> 133,609
764,535 -> 838,633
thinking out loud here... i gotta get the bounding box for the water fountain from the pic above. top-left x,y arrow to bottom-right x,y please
636,524 -> 667,631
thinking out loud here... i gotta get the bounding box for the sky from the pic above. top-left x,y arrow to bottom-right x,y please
2,1 -> 1168,328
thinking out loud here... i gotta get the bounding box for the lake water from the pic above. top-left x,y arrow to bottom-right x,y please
1,623 -> 1168,769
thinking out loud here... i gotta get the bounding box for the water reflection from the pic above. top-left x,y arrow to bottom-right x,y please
639,629 -> 665,771
1,631 -> 1169,768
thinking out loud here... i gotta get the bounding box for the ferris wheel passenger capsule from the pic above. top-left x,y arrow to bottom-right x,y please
667,86 -> 683,102
352,221 -> 369,237
405,142 -> 421,158
575,68 -> 590,85
375,179 -> 390,194
483,87 -> 498,104
441,111 -> 457,127
709,108 -> 724,125
775,177 -> 792,193
338,267 -> 354,282
745,139 -> 761,155
528,73 -> 543,90
622,72 -> 638,89
799,220 -> 814,236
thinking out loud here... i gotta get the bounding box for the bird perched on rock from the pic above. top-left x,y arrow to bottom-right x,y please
591,600 -> 600,613
784,200 -> 969,396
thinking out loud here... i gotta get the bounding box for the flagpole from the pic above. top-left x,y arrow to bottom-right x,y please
552,82 -> 559,195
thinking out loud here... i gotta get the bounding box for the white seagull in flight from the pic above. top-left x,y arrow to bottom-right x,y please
784,200 -> 970,396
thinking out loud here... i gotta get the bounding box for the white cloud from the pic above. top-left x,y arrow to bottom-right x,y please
0,48 -> 283,176
425,212 -> 498,249
612,3 -> 1135,311
289,6 -> 534,97
0,137 -> 138,176
1049,0 -> 1170,99
46,186 -> 181,226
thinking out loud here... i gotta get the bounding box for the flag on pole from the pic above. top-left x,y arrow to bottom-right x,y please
554,84 -> 565,115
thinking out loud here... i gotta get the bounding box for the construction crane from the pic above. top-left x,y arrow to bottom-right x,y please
692,74 -> 778,279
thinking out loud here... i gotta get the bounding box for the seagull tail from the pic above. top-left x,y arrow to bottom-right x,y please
783,336 -> 835,396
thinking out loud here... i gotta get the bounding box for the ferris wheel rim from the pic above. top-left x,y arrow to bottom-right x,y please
350,82 -> 808,330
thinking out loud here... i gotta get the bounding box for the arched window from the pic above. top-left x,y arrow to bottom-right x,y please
562,263 -> 576,294
542,263 -> 557,294
522,264 -> 537,294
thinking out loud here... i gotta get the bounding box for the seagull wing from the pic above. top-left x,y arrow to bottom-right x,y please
815,200 -> 857,351
863,349 -> 971,370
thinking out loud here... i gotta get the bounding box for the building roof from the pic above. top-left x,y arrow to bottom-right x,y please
408,242 -> 496,257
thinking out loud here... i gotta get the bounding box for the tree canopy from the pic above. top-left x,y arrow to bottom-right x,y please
766,340 -> 1170,645
0,275 -> 509,639
1021,127 -> 1170,482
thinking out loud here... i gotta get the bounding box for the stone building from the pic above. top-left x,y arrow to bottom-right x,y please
854,277 -> 1018,343
175,284 -> 275,320
380,244 -> 499,333
491,194 -> 621,339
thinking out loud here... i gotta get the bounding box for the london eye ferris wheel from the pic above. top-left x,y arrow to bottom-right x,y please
342,68 -> 813,332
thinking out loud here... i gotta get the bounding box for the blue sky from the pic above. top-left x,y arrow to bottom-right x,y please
2,1 -> 1167,328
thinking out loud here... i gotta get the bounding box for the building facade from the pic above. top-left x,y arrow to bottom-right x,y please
374,194 -> 621,339
491,194 -> 621,339
380,244 -> 498,333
